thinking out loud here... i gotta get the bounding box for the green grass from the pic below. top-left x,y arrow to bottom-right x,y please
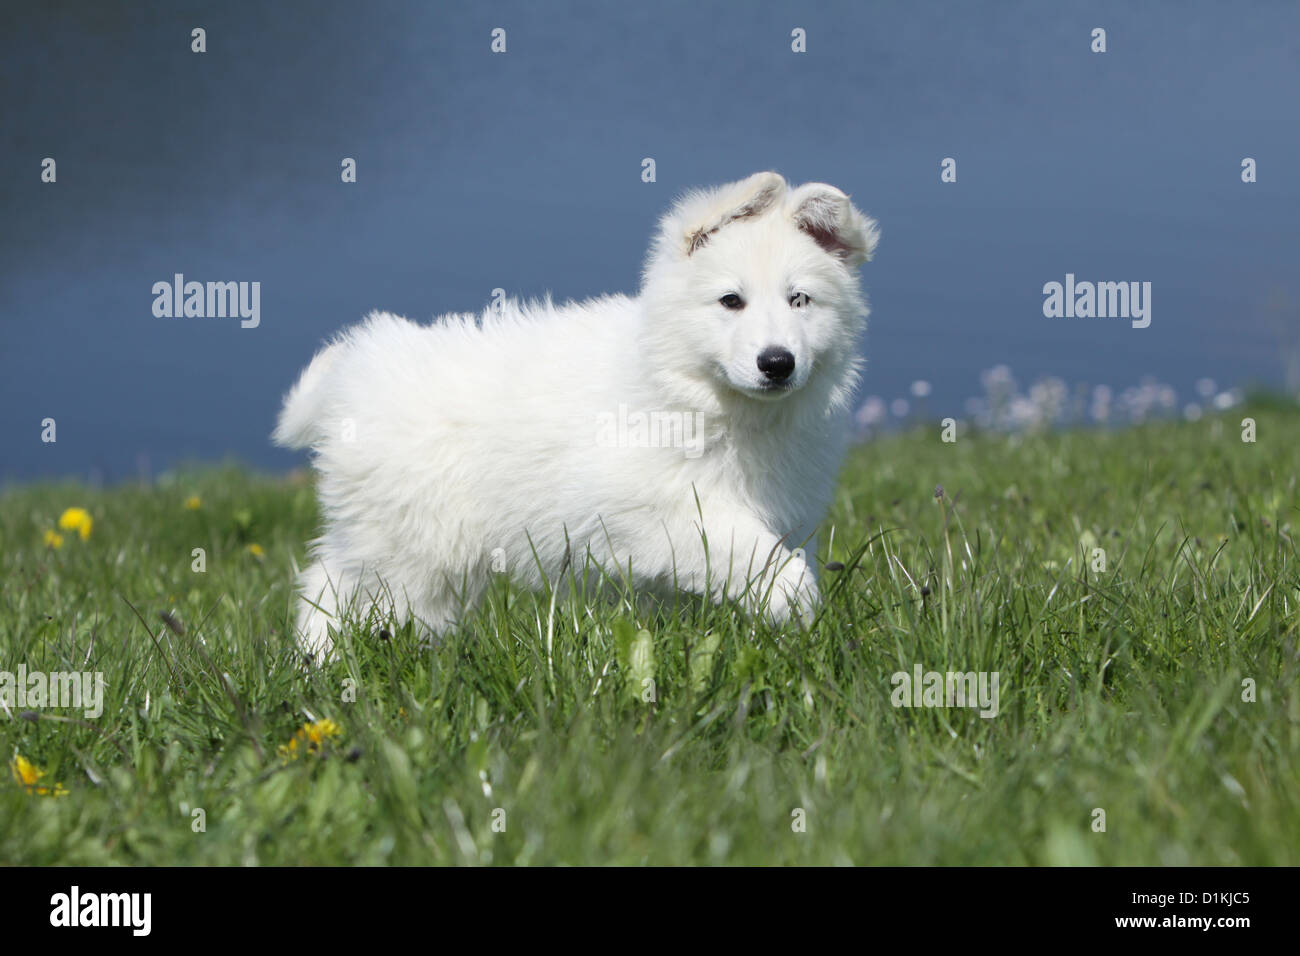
2,407 -> 1298,865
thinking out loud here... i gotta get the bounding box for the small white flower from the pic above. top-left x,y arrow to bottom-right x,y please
855,396 -> 887,427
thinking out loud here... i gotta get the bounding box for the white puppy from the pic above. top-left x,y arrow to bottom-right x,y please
274,172 -> 878,659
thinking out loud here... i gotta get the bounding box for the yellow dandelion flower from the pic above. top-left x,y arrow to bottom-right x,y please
184,495 -> 202,510
247,543 -> 265,558
305,718 -> 341,745
11,755 -> 68,797
57,507 -> 93,540
43,529 -> 64,549
12,755 -> 39,786
277,718 -> 342,762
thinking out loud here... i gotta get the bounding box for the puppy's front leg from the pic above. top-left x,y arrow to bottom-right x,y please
695,512 -> 820,625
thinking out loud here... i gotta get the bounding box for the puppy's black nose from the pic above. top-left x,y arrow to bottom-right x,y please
756,346 -> 795,383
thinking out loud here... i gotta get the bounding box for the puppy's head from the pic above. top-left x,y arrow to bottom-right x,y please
641,172 -> 878,408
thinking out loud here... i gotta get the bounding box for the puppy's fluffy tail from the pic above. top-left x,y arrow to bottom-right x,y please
273,343 -> 342,450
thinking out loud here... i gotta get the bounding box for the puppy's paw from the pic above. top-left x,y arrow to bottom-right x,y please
758,558 -> 820,627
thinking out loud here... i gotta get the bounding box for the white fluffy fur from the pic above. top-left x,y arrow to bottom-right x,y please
274,172 -> 878,659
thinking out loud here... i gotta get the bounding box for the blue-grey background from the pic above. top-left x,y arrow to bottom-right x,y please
2,0 -> 1297,482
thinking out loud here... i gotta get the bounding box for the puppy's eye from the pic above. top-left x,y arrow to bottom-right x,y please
719,293 -> 745,310
789,292 -> 811,309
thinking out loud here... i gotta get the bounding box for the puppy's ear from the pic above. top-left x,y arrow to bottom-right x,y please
671,171 -> 787,256
787,183 -> 879,267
